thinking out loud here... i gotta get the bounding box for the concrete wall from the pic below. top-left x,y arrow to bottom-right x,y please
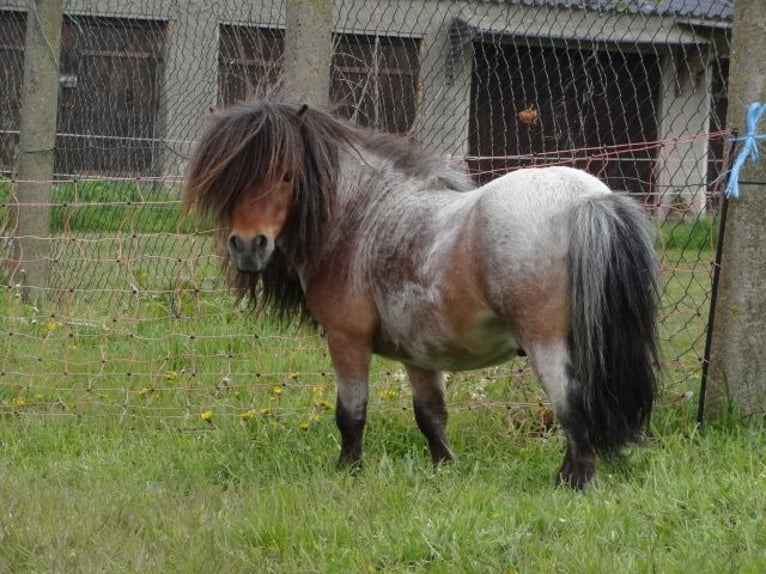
656,46 -> 713,220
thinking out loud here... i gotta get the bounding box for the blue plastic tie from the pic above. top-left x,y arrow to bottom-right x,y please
725,101 -> 766,199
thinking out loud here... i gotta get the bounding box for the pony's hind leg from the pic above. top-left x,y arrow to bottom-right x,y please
405,365 -> 454,464
556,407 -> 596,490
527,339 -> 595,489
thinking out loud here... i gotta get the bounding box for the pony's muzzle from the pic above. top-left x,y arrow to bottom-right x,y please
227,232 -> 274,272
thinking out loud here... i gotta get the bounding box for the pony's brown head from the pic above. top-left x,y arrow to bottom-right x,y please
226,168 -> 295,273
184,101 -> 346,320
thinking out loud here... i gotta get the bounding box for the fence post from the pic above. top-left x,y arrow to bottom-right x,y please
283,0 -> 333,106
12,0 -> 64,305
706,0 -> 766,417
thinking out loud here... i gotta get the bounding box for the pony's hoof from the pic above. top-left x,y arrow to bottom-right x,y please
337,453 -> 363,474
431,451 -> 455,467
556,466 -> 596,491
556,451 -> 596,490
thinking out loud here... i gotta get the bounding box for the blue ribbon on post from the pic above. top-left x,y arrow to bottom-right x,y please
725,101 -> 766,199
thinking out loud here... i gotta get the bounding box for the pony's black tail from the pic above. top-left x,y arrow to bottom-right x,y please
567,193 -> 659,454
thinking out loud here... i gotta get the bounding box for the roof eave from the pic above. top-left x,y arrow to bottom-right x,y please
676,17 -> 732,30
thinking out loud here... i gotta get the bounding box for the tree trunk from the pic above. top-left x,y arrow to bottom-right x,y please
283,0 -> 333,107
706,0 -> 766,416
13,0 -> 64,305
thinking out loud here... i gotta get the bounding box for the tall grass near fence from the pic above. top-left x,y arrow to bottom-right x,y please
51,180 -> 196,235
1,181 -> 719,424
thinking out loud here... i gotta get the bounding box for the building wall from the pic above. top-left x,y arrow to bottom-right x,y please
656,46 -> 714,219
0,0 -> 728,193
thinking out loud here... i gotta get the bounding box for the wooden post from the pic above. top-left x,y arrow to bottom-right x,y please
12,0 -> 64,305
283,0 -> 333,106
706,0 -> 766,416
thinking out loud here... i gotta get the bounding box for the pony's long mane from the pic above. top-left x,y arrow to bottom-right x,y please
183,101 -> 470,323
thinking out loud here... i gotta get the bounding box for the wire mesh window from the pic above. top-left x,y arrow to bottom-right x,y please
57,16 -> 165,176
219,25 -> 284,104
0,10 -> 26,173
0,12 -> 165,176
217,26 -> 420,134
331,34 -> 420,134
469,40 -> 661,199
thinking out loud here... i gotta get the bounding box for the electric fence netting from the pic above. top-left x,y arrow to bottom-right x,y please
0,0 -> 737,427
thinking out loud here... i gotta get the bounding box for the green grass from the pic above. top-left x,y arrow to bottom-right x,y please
3,193 -> 761,572
0,407 -> 764,572
3,178 -> 718,245
49,180 -> 197,234
659,215 -> 718,254
1,178 -> 196,235
0,194 -> 721,420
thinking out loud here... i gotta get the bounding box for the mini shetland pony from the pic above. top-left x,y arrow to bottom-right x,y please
185,101 -> 659,489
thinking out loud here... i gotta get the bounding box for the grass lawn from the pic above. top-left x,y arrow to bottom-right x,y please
2,188 -> 763,572
0,406 -> 764,572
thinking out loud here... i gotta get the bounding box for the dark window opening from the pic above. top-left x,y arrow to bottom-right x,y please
217,26 -> 420,135
0,11 -> 165,176
469,41 -> 661,201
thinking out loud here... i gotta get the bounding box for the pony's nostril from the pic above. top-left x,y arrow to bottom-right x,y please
253,234 -> 269,250
228,234 -> 244,253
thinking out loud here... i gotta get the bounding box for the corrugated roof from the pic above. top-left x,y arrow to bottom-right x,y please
507,1 -> 733,22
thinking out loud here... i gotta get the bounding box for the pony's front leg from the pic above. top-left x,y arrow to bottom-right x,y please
405,365 -> 454,464
327,333 -> 372,468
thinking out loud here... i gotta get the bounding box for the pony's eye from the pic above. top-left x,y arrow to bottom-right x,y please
282,172 -> 292,182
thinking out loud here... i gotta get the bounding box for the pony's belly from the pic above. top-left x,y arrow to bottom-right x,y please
373,313 -> 520,372
419,344 -> 519,372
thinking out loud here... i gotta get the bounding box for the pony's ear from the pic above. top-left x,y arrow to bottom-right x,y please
295,103 -> 309,120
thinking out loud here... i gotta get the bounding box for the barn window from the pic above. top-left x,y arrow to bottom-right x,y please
217,26 -> 420,134
469,41 -> 661,200
218,25 -> 284,104
0,10 -> 26,173
57,16 -> 165,176
0,11 -> 165,176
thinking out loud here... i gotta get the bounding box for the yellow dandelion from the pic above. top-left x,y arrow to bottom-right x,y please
137,387 -> 154,398
316,399 -> 333,409
298,420 -> 310,430
288,372 -> 300,380
45,322 -> 56,333
200,410 -> 213,422
164,371 -> 178,381
271,386 -> 283,396
313,385 -> 326,397
379,389 -> 399,400
12,396 -> 25,408
309,413 -> 321,422
259,407 -> 272,416
239,410 -> 255,421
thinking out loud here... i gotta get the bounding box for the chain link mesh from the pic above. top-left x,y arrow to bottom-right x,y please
0,0 -> 733,423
